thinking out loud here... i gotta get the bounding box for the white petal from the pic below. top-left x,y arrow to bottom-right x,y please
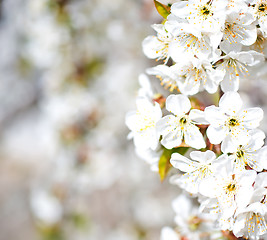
142,36 -> 162,59
221,134 -> 240,153
160,227 -> 179,240
170,1 -> 190,18
254,172 -> 267,189
219,91 -> 243,114
170,152 -> 198,172
206,125 -> 228,144
166,94 -> 191,116
233,213 -> 247,238
199,177 -> 217,198
161,131 -> 182,149
204,105 -> 227,127
184,124 -> 206,149
220,72 -> 240,92
172,194 -> 192,217
156,115 -> 177,135
258,147 -> 267,171
125,111 -> 138,131
246,129 -> 265,151
238,170 -> 257,187
240,108 -> 264,129
190,150 -> 216,163
189,109 -> 209,125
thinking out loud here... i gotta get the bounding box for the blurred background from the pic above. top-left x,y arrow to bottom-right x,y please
0,0 -> 180,240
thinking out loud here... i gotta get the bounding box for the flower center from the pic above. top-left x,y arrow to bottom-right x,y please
201,6 -> 210,15
180,117 -> 187,124
226,183 -> 236,192
258,3 -> 267,12
236,150 -> 244,158
188,216 -> 202,231
229,118 -> 239,127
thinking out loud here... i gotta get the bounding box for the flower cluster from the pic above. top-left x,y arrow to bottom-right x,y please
126,0 -> 267,239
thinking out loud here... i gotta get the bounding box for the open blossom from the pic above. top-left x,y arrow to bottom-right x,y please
171,194 -> 222,239
220,10 -> 257,51
205,91 -> 264,153
225,129 -> 266,172
147,57 -> 223,95
165,20 -> 215,60
142,24 -> 174,62
249,0 -> 267,36
199,159 -> 257,220
216,47 -> 264,92
234,202 -> 267,240
156,94 -> 206,150
170,0 -> 227,33
126,97 -> 162,150
146,64 -> 180,92
233,172 -> 267,240
174,57 -> 223,95
170,151 -> 225,194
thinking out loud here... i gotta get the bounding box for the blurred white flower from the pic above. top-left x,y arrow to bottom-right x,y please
126,97 -> 162,150
30,190 -> 62,225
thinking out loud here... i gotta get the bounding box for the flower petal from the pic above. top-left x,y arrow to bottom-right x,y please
189,109 -> 209,125
184,124 -> 206,149
170,152 -> 198,172
240,108 -> 264,129
166,94 -> 191,116
204,105 -> 227,127
219,91 -> 243,114
206,125 -> 228,144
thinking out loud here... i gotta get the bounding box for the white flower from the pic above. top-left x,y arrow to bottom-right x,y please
146,64 -> 180,92
170,0 -> 227,33
160,227 -> 180,240
172,194 -> 220,239
233,173 -> 267,240
165,20 -> 216,60
220,10 -> 257,51
147,57 -> 223,95
226,129 -> 266,172
126,97 -> 162,150
142,24 -> 174,62
250,29 -> 267,57
216,48 -> 264,92
234,202 -> 267,240
249,0 -> 267,36
137,74 -> 154,100
175,57 -> 223,95
31,190 -> 63,225
199,160 -> 257,219
227,0 -> 249,12
205,91 -> 264,153
170,150 -> 224,194
157,94 -> 206,149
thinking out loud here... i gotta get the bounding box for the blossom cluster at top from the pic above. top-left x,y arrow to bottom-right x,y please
143,0 -> 266,93
126,0 -> 267,239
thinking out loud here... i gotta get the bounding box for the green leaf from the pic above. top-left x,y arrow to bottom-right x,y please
158,147 -> 189,182
158,148 -> 172,182
154,0 -> 171,19
175,147 -> 189,156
